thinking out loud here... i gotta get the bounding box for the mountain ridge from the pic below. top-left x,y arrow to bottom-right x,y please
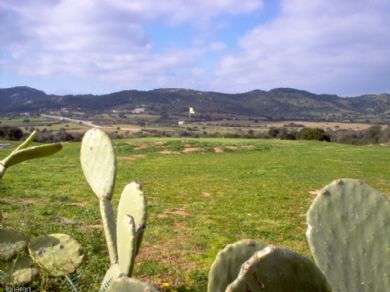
1,86 -> 390,122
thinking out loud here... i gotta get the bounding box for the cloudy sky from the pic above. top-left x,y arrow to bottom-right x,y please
1,0 -> 389,96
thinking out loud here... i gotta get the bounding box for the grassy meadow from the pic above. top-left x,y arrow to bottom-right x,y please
1,137 -> 390,291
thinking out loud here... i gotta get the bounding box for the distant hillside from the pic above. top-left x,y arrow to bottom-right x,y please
1,86 -> 390,122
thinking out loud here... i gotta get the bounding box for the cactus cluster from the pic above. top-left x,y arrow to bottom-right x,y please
0,228 -> 83,286
208,178 -> 389,292
0,133 -> 83,287
80,128 -> 156,292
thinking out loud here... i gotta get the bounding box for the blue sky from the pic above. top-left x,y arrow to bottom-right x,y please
1,0 -> 390,96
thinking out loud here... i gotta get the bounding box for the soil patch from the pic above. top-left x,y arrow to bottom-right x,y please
213,147 -> 224,153
157,208 -> 189,218
159,150 -> 180,155
118,154 -> 146,161
182,147 -> 201,153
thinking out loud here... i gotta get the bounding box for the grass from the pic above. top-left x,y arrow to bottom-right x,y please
1,137 -> 390,291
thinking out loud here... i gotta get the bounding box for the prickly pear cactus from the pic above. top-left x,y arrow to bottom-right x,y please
81,128 -> 118,264
80,128 -> 117,199
100,264 -> 120,292
117,182 -> 147,257
117,214 -> 136,277
28,233 -> 83,277
0,131 -> 62,178
0,253 -> 38,285
81,129 -> 157,291
0,228 -> 29,261
107,277 -> 158,292
307,178 -> 390,292
226,245 -> 331,292
207,239 -> 266,292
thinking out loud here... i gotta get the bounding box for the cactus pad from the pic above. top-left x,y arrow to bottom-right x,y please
0,228 -> 29,261
117,214 -> 136,277
2,144 -> 62,168
207,239 -> 266,292
117,182 -> 147,256
80,128 -> 117,199
107,277 -> 158,292
306,178 -> 390,292
100,264 -> 120,292
0,253 -> 38,285
226,245 -> 331,292
28,233 -> 83,276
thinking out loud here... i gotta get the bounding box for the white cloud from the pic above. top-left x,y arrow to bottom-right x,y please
213,0 -> 390,95
0,0 -> 261,92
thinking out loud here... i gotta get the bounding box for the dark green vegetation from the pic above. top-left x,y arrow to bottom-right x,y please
1,138 -> 390,290
2,86 -> 390,122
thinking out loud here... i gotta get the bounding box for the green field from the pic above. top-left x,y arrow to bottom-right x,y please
1,138 -> 390,291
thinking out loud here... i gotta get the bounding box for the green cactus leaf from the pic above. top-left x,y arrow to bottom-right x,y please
0,253 -> 38,285
80,128 -> 117,199
207,239 -> 266,292
12,131 -> 37,153
99,264 -> 120,292
107,277 -> 158,292
100,198 -> 118,265
28,233 -> 83,277
117,182 -> 147,257
226,245 -> 331,292
307,178 -> 390,292
0,228 -> 29,261
2,143 -> 62,168
117,213 -> 136,277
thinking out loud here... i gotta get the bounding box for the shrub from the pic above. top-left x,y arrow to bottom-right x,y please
0,126 -> 24,140
298,127 -> 330,141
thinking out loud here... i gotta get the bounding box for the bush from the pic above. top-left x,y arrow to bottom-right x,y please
0,126 -> 24,140
298,128 -> 330,141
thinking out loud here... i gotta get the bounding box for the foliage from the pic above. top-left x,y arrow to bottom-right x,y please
0,126 -> 23,141
298,127 -> 330,141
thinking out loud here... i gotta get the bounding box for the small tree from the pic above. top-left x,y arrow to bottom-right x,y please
298,128 -> 330,142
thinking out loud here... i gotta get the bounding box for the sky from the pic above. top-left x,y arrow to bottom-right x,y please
1,0 -> 390,96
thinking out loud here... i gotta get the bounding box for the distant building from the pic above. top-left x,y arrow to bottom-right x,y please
131,107 -> 145,114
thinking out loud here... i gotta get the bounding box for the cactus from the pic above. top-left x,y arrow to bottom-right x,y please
0,228 -> 28,261
80,128 -> 154,291
28,233 -> 83,277
80,128 -> 117,199
117,182 -> 147,257
100,264 -> 120,292
117,213 -> 136,277
0,253 -> 39,285
0,131 -> 62,178
80,128 -> 117,264
226,245 -> 331,291
306,178 -> 390,292
207,239 -> 266,292
107,277 -> 158,292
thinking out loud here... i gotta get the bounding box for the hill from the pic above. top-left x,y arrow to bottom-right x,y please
1,86 -> 390,122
